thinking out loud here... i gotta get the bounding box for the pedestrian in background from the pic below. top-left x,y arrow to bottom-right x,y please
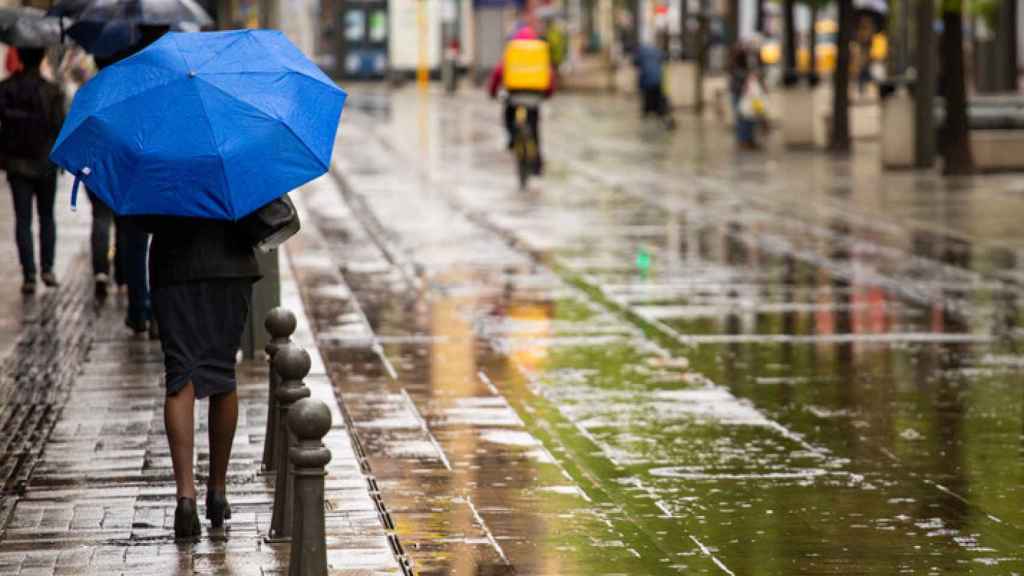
0,47 -> 65,294
5,46 -> 21,76
730,47 -> 760,149
634,43 -> 676,130
87,187 -> 114,298
94,27 -> 166,333
60,47 -> 115,299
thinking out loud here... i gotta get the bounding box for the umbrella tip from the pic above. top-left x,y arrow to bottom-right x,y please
189,70 -> 196,78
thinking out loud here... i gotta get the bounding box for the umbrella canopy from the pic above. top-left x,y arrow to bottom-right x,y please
47,0 -> 96,19
0,6 -> 45,28
0,13 -> 66,47
853,0 -> 887,14
65,0 -> 211,57
50,30 -> 347,220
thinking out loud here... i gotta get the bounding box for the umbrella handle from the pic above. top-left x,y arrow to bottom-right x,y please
70,166 -> 91,211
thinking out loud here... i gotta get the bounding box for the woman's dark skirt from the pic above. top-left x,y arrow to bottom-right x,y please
153,278 -> 253,399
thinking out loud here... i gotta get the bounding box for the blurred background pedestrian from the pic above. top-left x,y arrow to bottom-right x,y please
90,25 -> 171,335
634,42 -> 676,130
0,47 -> 65,294
730,46 -> 760,149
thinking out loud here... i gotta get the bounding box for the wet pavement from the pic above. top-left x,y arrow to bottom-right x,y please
296,87 -> 1024,575
0,250 -> 402,575
3,85 -> 1024,575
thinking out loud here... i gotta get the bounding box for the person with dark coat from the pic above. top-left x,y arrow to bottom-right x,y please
94,26 -> 168,332
138,215 -> 260,538
729,47 -> 758,148
634,43 -> 675,129
0,48 -> 65,294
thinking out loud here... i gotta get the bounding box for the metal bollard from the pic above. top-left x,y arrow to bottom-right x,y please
268,344 -> 312,541
288,398 -> 333,576
262,307 -> 297,473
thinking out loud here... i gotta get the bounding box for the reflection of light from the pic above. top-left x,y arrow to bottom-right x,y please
506,302 -> 552,375
814,285 -> 891,336
815,288 -> 835,336
852,287 -> 889,334
429,293 -> 477,575
649,466 -> 829,481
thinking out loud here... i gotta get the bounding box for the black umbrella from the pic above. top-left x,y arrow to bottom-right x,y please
0,8 -> 67,48
0,14 -> 65,47
64,0 -> 211,57
47,0 -> 95,19
74,0 -> 211,27
0,6 -> 45,28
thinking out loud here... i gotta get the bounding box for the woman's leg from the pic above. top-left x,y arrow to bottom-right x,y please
208,390 -> 238,491
165,381 -> 197,499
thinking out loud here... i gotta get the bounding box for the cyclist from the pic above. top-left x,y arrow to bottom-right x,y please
488,23 -> 556,174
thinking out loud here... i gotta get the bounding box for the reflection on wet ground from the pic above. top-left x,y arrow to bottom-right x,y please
303,88 -> 1024,574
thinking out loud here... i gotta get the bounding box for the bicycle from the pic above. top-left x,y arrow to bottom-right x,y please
508,92 -> 543,190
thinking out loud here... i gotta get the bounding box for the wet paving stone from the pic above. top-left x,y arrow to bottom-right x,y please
0,253 -> 402,574
308,88 -> 1024,574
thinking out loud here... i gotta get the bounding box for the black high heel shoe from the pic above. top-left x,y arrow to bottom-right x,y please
174,497 -> 201,539
206,489 -> 232,528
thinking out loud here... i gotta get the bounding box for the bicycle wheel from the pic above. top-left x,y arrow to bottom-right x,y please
514,127 -> 530,190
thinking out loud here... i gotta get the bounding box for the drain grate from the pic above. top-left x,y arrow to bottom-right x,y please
0,259 -> 96,502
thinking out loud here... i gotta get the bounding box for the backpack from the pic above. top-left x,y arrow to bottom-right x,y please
503,39 -> 552,92
0,75 -> 53,161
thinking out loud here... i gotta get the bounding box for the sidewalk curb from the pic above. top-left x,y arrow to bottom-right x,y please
283,191 -> 414,576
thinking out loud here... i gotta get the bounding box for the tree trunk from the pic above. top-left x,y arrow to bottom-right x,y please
680,0 -> 689,59
755,0 -> 764,35
783,0 -> 797,71
941,4 -> 973,174
914,0 -> 937,167
1005,0 -> 1019,91
809,4 -> 819,77
695,0 -> 708,114
830,0 -> 853,152
728,0 -> 740,47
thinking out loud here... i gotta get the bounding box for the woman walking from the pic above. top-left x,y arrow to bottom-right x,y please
48,29 -> 344,540
729,47 -> 760,149
143,216 -> 260,538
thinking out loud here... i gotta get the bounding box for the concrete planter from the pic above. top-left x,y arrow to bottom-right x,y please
615,65 -> 637,95
665,61 -> 699,109
971,130 -> 1024,172
782,86 -> 816,148
881,88 -> 915,169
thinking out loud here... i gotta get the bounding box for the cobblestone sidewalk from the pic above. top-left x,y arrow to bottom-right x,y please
0,248 -> 401,576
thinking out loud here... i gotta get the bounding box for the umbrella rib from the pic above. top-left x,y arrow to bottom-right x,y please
249,31 -> 339,91
195,76 -> 330,173
198,69 -> 340,93
188,78 -> 235,219
191,30 -> 251,74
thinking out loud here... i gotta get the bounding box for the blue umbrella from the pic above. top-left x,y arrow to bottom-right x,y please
50,29 -> 347,220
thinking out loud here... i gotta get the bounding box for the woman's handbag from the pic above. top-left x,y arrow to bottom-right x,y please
240,194 -> 301,253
